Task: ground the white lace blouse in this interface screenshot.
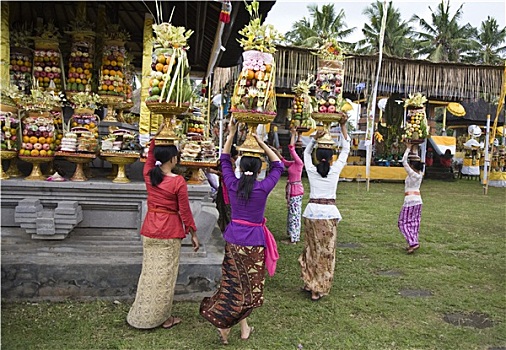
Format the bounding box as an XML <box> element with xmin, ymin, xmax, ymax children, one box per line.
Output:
<box><xmin>402</xmin><ymin>148</ymin><xmax>423</xmax><ymax>206</ymax></box>
<box><xmin>303</xmin><ymin>136</ymin><xmax>351</xmax><ymax>220</ymax></box>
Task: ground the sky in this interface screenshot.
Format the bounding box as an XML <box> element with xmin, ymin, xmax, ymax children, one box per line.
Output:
<box><xmin>263</xmin><ymin>0</ymin><xmax>506</xmax><ymax>43</ymax></box>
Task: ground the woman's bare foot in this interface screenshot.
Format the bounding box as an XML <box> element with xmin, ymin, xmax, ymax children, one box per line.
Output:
<box><xmin>217</xmin><ymin>328</ymin><xmax>230</xmax><ymax>345</ymax></box>
<box><xmin>241</xmin><ymin>326</ymin><xmax>254</xmax><ymax>340</ymax></box>
<box><xmin>162</xmin><ymin>316</ymin><xmax>181</xmax><ymax>329</ymax></box>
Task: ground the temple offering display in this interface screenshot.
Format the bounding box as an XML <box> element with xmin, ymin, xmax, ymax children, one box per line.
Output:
<box><xmin>145</xmin><ymin>20</ymin><xmax>195</xmax><ymax>145</ymax></box>
<box><xmin>9</xmin><ymin>26</ymin><xmax>33</xmax><ymax>93</ymax></box>
<box><xmin>186</xmin><ymin>109</ymin><xmax>206</xmax><ymax>136</ymax></box>
<box><xmin>402</xmin><ymin>93</ymin><xmax>429</xmax><ymax>159</ymax></box>
<box><xmin>1</xmin><ymin>111</ymin><xmax>20</xmax><ymax>151</ymax></box>
<box><xmin>32</xmin><ymin>23</ymin><xmax>63</xmax><ymax>93</ymax></box>
<box><xmin>19</xmin><ymin>112</ymin><xmax>56</xmax><ymax>157</ymax></box>
<box><xmin>66</xmin><ymin>33</ymin><xmax>95</xmax><ymax>94</ymax></box>
<box><xmin>311</xmin><ymin>39</ymin><xmax>347</xmax><ymax>149</ymax></box>
<box><xmin>289</xmin><ymin>74</ymin><xmax>316</xmax><ymax>130</ymax></box>
<box><xmin>180</xmin><ymin>139</ymin><xmax>217</xmax><ymax>162</ymax></box>
<box><xmin>100</xmin><ymin>129</ymin><xmax>141</xmax><ymax>154</ymax></box>
<box><xmin>229</xmin><ymin>0</ymin><xmax>283</xmax><ymax>155</ymax></box>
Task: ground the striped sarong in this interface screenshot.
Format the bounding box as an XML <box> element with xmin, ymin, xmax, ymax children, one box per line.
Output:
<box><xmin>398</xmin><ymin>204</ymin><xmax>422</xmax><ymax>246</ymax></box>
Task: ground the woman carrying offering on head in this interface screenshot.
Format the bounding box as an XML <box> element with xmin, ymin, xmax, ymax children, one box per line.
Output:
<box><xmin>398</xmin><ymin>142</ymin><xmax>424</xmax><ymax>254</ymax></box>
<box><xmin>270</xmin><ymin>126</ymin><xmax>304</xmax><ymax>245</ymax></box>
<box><xmin>127</xmin><ymin>129</ymin><xmax>200</xmax><ymax>330</ymax></box>
<box><xmin>200</xmin><ymin>118</ymin><xmax>283</xmax><ymax>345</ymax></box>
<box><xmin>299</xmin><ymin>116</ymin><xmax>350</xmax><ymax>301</ymax></box>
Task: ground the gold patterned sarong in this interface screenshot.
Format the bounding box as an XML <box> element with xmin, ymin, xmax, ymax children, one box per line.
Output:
<box><xmin>298</xmin><ymin>218</ymin><xmax>338</xmax><ymax>296</ymax></box>
<box><xmin>127</xmin><ymin>237</ymin><xmax>181</xmax><ymax>329</ymax></box>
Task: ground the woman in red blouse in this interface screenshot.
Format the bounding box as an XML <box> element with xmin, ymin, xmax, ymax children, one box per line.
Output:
<box><xmin>127</xmin><ymin>139</ymin><xmax>199</xmax><ymax>330</ymax></box>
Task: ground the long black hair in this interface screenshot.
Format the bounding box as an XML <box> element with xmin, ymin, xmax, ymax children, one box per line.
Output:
<box><xmin>149</xmin><ymin>145</ymin><xmax>179</xmax><ymax>187</ymax></box>
<box><xmin>410</xmin><ymin>160</ymin><xmax>424</xmax><ymax>172</ymax></box>
<box><xmin>315</xmin><ymin>148</ymin><xmax>334</xmax><ymax>178</ymax></box>
<box><xmin>237</xmin><ymin>156</ymin><xmax>262</xmax><ymax>200</ymax></box>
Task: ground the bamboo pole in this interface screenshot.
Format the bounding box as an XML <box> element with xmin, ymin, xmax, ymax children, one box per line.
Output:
<box><xmin>0</xmin><ymin>2</ymin><xmax>9</xmax><ymax>89</ymax></box>
<box><xmin>139</xmin><ymin>13</ymin><xmax>155</xmax><ymax>135</ymax></box>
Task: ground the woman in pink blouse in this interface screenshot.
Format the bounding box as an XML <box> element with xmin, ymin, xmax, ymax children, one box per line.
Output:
<box><xmin>271</xmin><ymin>127</ymin><xmax>304</xmax><ymax>244</ymax></box>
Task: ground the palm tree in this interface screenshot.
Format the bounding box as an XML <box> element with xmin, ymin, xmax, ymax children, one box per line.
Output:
<box><xmin>355</xmin><ymin>1</ymin><xmax>415</xmax><ymax>58</ymax></box>
<box><xmin>463</xmin><ymin>16</ymin><xmax>506</xmax><ymax>64</ymax></box>
<box><xmin>411</xmin><ymin>0</ymin><xmax>477</xmax><ymax>62</ymax></box>
<box><xmin>284</xmin><ymin>4</ymin><xmax>355</xmax><ymax>49</ymax></box>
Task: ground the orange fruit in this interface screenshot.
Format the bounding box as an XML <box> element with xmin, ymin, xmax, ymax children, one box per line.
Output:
<box><xmin>38</xmin><ymin>137</ymin><xmax>46</xmax><ymax>144</ymax></box>
<box><xmin>116</xmin><ymin>71</ymin><xmax>123</xmax><ymax>78</ymax></box>
<box><xmin>39</xmin><ymin>150</ymin><xmax>47</xmax><ymax>157</ymax></box>
<box><xmin>103</xmin><ymin>59</ymin><xmax>111</xmax><ymax>66</ymax></box>
<box><xmin>23</xmin><ymin>136</ymin><xmax>30</xmax><ymax>143</ymax></box>
<box><xmin>246</xmin><ymin>70</ymin><xmax>255</xmax><ymax>80</ymax></box>
<box><xmin>111</xmin><ymin>61</ymin><xmax>117</xmax><ymax>66</ymax></box>
<box><xmin>76</xmin><ymin>68</ymin><xmax>83</xmax><ymax>73</ymax></box>
<box><xmin>68</xmin><ymin>78</ymin><xmax>75</xmax><ymax>83</ymax></box>
<box><xmin>109</xmin><ymin>70</ymin><xmax>116</xmax><ymax>76</ymax></box>
<box><xmin>155</xmin><ymin>63</ymin><xmax>164</xmax><ymax>72</ymax></box>
<box><xmin>265</xmin><ymin>64</ymin><xmax>272</xmax><ymax>73</ymax></box>
<box><xmin>46</xmin><ymin>137</ymin><xmax>53</xmax><ymax>144</ymax></box>
<box><xmin>158</xmin><ymin>81</ymin><xmax>164</xmax><ymax>89</ymax></box>
<box><xmin>55</xmin><ymin>139</ymin><xmax>61</xmax><ymax>145</ymax></box>
<box><xmin>76</xmin><ymin>78</ymin><xmax>82</xmax><ymax>84</ymax></box>
<box><xmin>103</xmin><ymin>69</ymin><xmax>110</xmax><ymax>75</ymax></box>
<box><xmin>89</xmin><ymin>123</ymin><xmax>95</xmax><ymax>128</ymax></box>
<box><xmin>157</xmin><ymin>55</ymin><xmax>166</xmax><ymax>64</ymax></box>
<box><xmin>108</xmin><ymin>85</ymin><xmax>115</xmax><ymax>91</ymax></box>
<box><xmin>30</xmin><ymin>149</ymin><xmax>40</xmax><ymax>157</ymax></box>
<box><xmin>29</xmin><ymin>136</ymin><xmax>38</xmax><ymax>144</ymax></box>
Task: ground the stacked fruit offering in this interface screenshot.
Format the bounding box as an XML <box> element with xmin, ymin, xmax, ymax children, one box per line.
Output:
<box><xmin>402</xmin><ymin>108</ymin><xmax>428</xmax><ymax>141</ymax></box>
<box><xmin>97</xmin><ymin>42</ymin><xmax>126</xmax><ymax>97</ymax></box>
<box><xmin>33</xmin><ymin>49</ymin><xmax>62</xmax><ymax>92</ymax></box>
<box><xmin>290</xmin><ymin>75</ymin><xmax>316</xmax><ymax>129</ymax></box>
<box><xmin>70</xmin><ymin>112</ymin><xmax>99</xmax><ymax>140</ymax></box>
<box><xmin>20</xmin><ymin>113</ymin><xmax>56</xmax><ymax>157</ymax></box>
<box><xmin>314</xmin><ymin>40</ymin><xmax>345</xmax><ymax>115</ymax></box>
<box><xmin>67</xmin><ymin>40</ymin><xmax>94</xmax><ymax>93</ymax></box>
<box><xmin>230</xmin><ymin>51</ymin><xmax>276</xmax><ymax>114</ymax></box>
<box><xmin>186</xmin><ymin>112</ymin><xmax>206</xmax><ymax>135</ymax></box>
<box><xmin>100</xmin><ymin>129</ymin><xmax>141</xmax><ymax>153</ymax></box>
<box><xmin>9</xmin><ymin>50</ymin><xmax>32</xmax><ymax>93</ymax></box>
<box><xmin>1</xmin><ymin>112</ymin><xmax>20</xmax><ymax>151</ymax></box>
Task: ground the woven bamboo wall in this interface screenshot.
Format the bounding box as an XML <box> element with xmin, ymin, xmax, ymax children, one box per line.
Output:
<box><xmin>214</xmin><ymin>45</ymin><xmax>503</xmax><ymax>101</ymax></box>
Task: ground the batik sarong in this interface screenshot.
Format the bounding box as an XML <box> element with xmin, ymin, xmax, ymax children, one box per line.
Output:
<box><xmin>200</xmin><ymin>243</ymin><xmax>265</xmax><ymax>328</ymax></box>
<box><xmin>298</xmin><ymin>218</ymin><xmax>338</xmax><ymax>295</ymax></box>
<box><xmin>287</xmin><ymin>195</ymin><xmax>303</xmax><ymax>242</ymax></box>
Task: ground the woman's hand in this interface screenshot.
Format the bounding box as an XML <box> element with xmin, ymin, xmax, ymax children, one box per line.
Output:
<box><xmin>314</xmin><ymin>130</ymin><xmax>325</xmax><ymax>139</ymax></box>
<box><xmin>189</xmin><ymin>229</ymin><xmax>200</xmax><ymax>252</ymax></box>
<box><xmin>290</xmin><ymin>126</ymin><xmax>297</xmax><ymax>136</ymax></box>
<box><xmin>269</xmin><ymin>145</ymin><xmax>282</xmax><ymax>157</ymax></box>
<box><xmin>339</xmin><ymin>114</ymin><xmax>348</xmax><ymax>125</ymax></box>
<box><xmin>228</xmin><ymin>118</ymin><xmax>237</xmax><ymax>135</ymax></box>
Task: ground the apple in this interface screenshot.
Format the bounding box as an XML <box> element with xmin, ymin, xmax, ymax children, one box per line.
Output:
<box><xmin>319</xmin><ymin>106</ymin><xmax>328</xmax><ymax>113</ymax></box>
<box><xmin>327</xmin><ymin>105</ymin><xmax>336</xmax><ymax>113</ymax></box>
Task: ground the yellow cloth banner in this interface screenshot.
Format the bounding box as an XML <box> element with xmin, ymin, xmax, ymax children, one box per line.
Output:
<box><xmin>0</xmin><ymin>3</ymin><xmax>10</xmax><ymax>88</ymax></box>
<box><xmin>139</xmin><ymin>13</ymin><xmax>155</xmax><ymax>136</ymax></box>
<box><xmin>430</xmin><ymin>136</ymin><xmax>456</xmax><ymax>146</ymax></box>
<box><xmin>340</xmin><ymin>165</ymin><xmax>406</xmax><ymax>181</ymax></box>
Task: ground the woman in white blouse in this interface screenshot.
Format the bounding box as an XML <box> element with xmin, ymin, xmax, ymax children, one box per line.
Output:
<box><xmin>398</xmin><ymin>143</ymin><xmax>424</xmax><ymax>254</ymax></box>
<box><xmin>299</xmin><ymin>117</ymin><xmax>350</xmax><ymax>301</ymax></box>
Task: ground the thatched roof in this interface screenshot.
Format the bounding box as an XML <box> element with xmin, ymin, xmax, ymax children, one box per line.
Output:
<box><xmin>271</xmin><ymin>45</ymin><xmax>504</xmax><ymax>101</ymax></box>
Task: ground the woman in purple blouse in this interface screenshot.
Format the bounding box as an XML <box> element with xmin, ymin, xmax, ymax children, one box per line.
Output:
<box><xmin>200</xmin><ymin>119</ymin><xmax>283</xmax><ymax>345</ymax></box>
<box><xmin>271</xmin><ymin>126</ymin><xmax>304</xmax><ymax>244</ymax></box>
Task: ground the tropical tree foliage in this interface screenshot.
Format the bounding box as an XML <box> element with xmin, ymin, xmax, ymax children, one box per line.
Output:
<box><xmin>355</xmin><ymin>1</ymin><xmax>415</xmax><ymax>58</ymax></box>
<box><xmin>284</xmin><ymin>4</ymin><xmax>355</xmax><ymax>49</ymax></box>
<box><xmin>463</xmin><ymin>16</ymin><xmax>506</xmax><ymax>64</ymax></box>
<box><xmin>411</xmin><ymin>0</ymin><xmax>477</xmax><ymax>62</ymax></box>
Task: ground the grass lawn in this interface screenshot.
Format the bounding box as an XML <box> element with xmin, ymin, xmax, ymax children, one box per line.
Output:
<box><xmin>2</xmin><ymin>178</ymin><xmax>505</xmax><ymax>350</ymax></box>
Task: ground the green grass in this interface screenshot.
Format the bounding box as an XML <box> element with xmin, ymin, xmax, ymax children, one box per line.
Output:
<box><xmin>2</xmin><ymin>179</ymin><xmax>505</xmax><ymax>350</ymax></box>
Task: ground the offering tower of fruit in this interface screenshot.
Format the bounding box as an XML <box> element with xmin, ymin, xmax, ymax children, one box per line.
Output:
<box><xmin>145</xmin><ymin>22</ymin><xmax>194</xmax><ymax>106</ymax></box>
<box><xmin>32</xmin><ymin>23</ymin><xmax>63</xmax><ymax>93</ymax></box>
<box><xmin>229</xmin><ymin>0</ymin><xmax>282</xmax><ymax>116</ymax></box>
<box><xmin>402</xmin><ymin>93</ymin><xmax>428</xmax><ymax>142</ymax></box>
<box><xmin>313</xmin><ymin>39</ymin><xmax>346</xmax><ymax>116</ymax></box>
<box><xmin>290</xmin><ymin>74</ymin><xmax>316</xmax><ymax>129</ymax></box>
<box><xmin>66</xmin><ymin>33</ymin><xmax>95</xmax><ymax>94</ymax></box>
<box><xmin>9</xmin><ymin>26</ymin><xmax>33</xmax><ymax>94</ymax></box>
